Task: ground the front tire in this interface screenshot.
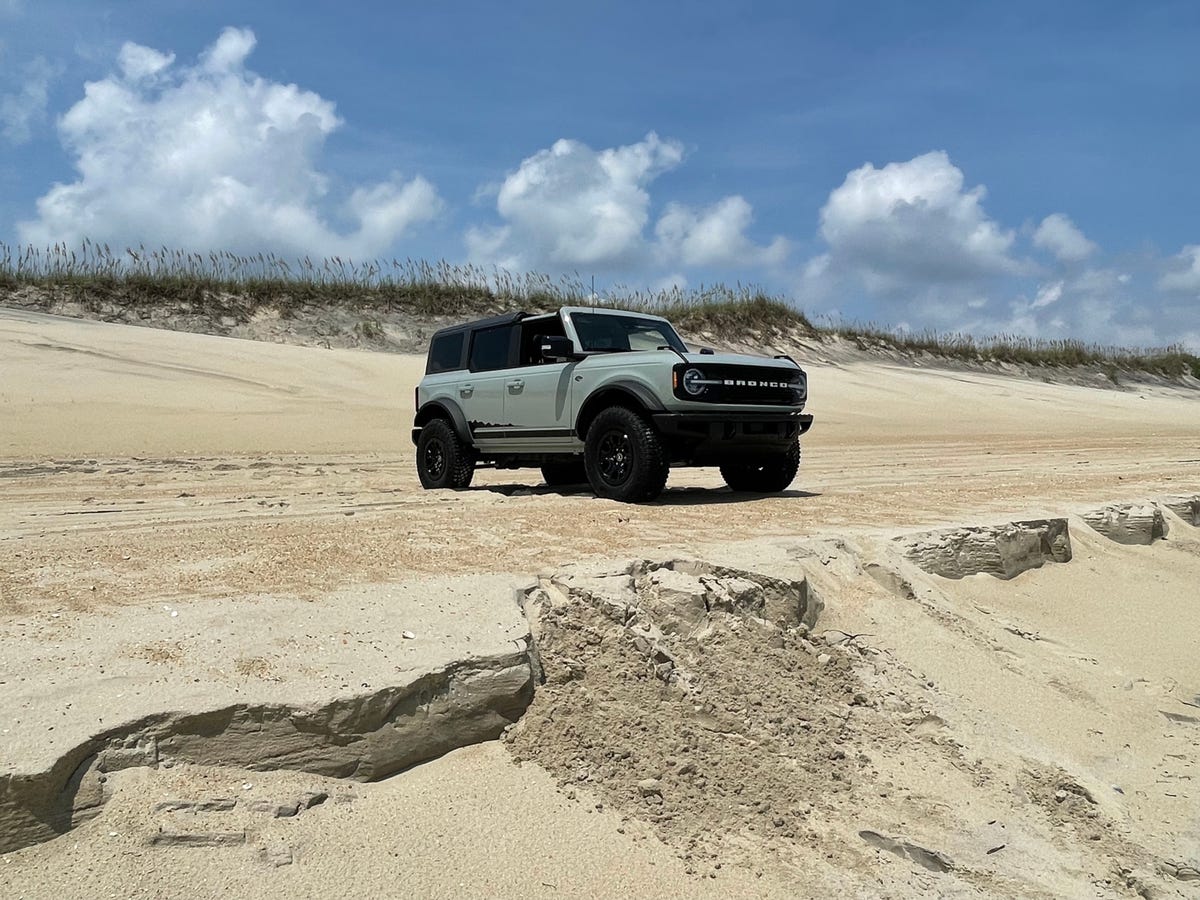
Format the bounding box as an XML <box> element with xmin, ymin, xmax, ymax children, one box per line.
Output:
<box><xmin>719</xmin><ymin>440</ymin><xmax>800</xmax><ymax>493</ymax></box>
<box><xmin>584</xmin><ymin>407</ymin><xmax>669</xmax><ymax>502</ymax></box>
<box><xmin>416</xmin><ymin>418</ymin><xmax>475</xmax><ymax>489</ymax></box>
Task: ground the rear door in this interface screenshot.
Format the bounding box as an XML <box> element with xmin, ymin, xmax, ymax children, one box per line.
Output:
<box><xmin>460</xmin><ymin>323</ymin><xmax>517</xmax><ymax>451</ymax></box>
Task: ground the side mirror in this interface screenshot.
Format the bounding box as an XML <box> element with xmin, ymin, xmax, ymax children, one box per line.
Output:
<box><xmin>539</xmin><ymin>334</ymin><xmax>580</xmax><ymax>361</ymax></box>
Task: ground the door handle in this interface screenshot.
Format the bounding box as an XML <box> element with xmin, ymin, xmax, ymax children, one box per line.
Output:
<box><xmin>506</xmin><ymin>379</ymin><xmax>525</xmax><ymax>393</ymax></box>
<box><xmin>459</xmin><ymin>383</ymin><xmax>474</xmax><ymax>398</ymax></box>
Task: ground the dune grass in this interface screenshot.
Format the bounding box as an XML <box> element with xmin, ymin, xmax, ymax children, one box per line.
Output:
<box><xmin>0</xmin><ymin>241</ymin><xmax>536</xmax><ymax>316</ymax></box>
<box><xmin>2</xmin><ymin>241</ymin><xmax>1197</xmax><ymax>379</ymax></box>
<box><xmin>0</xmin><ymin>241</ymin><xmax>814</xmax><ymax>333</ymax></box>
<box><xmin>822</xmin><ymin>322</ymin><xmax>1200</xmax><ymax>380</ymax></box>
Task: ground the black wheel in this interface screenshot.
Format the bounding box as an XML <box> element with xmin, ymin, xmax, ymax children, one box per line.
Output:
<box><xmin>584</xmin><ymin>407</ymin><xmax>669</xmax><ymax>502</ymax></box>
<box><xmin>719</xmin><ymin>439</ymin><xmax>800</xmax><ymax>493</ymax></box>
<box><xmin>416</xmin><ymin>418</ymin><xmax>475</xmax><ymax>489</ymax></box>
<box><xmin>541</xmin><ymin>460</ymin><xmax>588</xmax><ymax>486</ymax></box>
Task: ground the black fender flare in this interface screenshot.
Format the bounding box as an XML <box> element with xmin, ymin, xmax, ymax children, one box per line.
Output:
<box><xmin>413</xmin><ymin>399</ymin><xmax>472</xmax><ymax>445</ymax></box>
<box><xmin>575</xmin><ymin>380</ymin><xmax>665</xmax><ymax>439</ymax></box>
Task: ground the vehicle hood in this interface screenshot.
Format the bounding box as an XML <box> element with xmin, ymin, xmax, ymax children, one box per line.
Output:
<box><xmin>577</xmin><ymin>349</ymin><xmax>803</xmax><ymax>371</ymax></box>
<box><xmin>680</xmin><ymin>351</ymin><xmax>801</xmax><ymax>370</ymax></box>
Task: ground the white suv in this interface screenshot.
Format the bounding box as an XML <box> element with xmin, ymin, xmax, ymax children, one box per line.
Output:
<box><xmin>412</xmin><ymin>306</ymin><xmax>813</xmax><ymax>502</ymax></box>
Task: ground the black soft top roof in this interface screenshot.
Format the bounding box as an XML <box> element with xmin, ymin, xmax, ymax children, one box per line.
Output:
<box><xmin>428</xmin><ymin>310</ymin><xmax>532</xmax><ymax>341</ymax></box>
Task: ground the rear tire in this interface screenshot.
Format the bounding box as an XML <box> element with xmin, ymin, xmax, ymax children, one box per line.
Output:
<box><xmin>719</xmin><ymin>440</ymin><xmax>800</xmax><ymax>493</ymax></box>
<box><xmin>416</xmin><ymin>418</ymin><xmax>475</xmax><ymax>489</ymax></box>
<box><xmin>541</xmin><ymin>460</ymin><xmax>588</xmax><ymax>486</ymax></box>
<box><xmin>584</xmin><ymin>406</ymin><xmax>669</xmax><ymax>502</ymax></box>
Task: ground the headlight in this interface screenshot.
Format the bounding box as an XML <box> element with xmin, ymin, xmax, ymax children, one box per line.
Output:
<box><xmin>682</xmin><ymin>367</ymin><xmax>706</xmax><ymax>396</ymax></box>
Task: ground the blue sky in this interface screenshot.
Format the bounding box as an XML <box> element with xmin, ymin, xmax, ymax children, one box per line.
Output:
<box><xmin>2</xmin><ymin>0</ymin><xmax>1198</xmax><ymax>348</ymax></box>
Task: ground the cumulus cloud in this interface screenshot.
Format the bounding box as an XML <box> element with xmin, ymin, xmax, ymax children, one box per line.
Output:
<box><xmin>793</xmin><ymin>152</ymin><xmax>1199</xmax><ymax>349</ymax></box>
<box><xmin>117</xmin><ymin>43</ymin><xmax>175</xmax><ymax>81</ymax></box>
<box><xmin>1033</xmin><ymin>213</ymin><xmax>1097</xmax><ymax>262</ymax></box>
<box><xmin>201</xmin><ymin>26</ymin><xmax>256</xmax><ymax>73</ymax></box>
<box><xmin>912</xmin><ymin>259</ymin><xmax>1197</xmax><ymax>352</ymax></box>
<box><xmin>815</xmin><ymin>151</ymin><xmax>1021</xmax><ymax>294</ymax></box>
<box><xmin>18</xmin><ymin>27</ymin><xmax>441</xmax><ymax>257</ymax></box>
<box><xmin>467</xmin><ymin>133</ymin><xmax>786</xmax><ymax>273</ymax></box>
<box><xmin>651</xmin><ymin>272</ymin><xmax>688</xmax><ymax>292</ymax></box>
<box><xmin>1030</xmin><ymin>280</ymin><xmax>1064</xmax><ymax>309</ymax></box>
<box><xmin>467</xmin><ymin>133</ymin><xmax>682</xmax><ymax>271</ymax></box>
<box><xmin>1</xmin><ymin>56</ymin><xmax>57</xmax><ymax>144</ymax></box>
<box><xmin>997</xmin><ymin>267</ymin><xmax>1168</xmax><ymax>347</ymax></box>
<box><xmin>1158</xmin><ymin>245</ymin><xmax>1200</xmax><ymax>295</ymax></box>
<box><xmin>655</xmin><ymin>195</ymin><xmax>788</xmax><ymax>268</ymax></box>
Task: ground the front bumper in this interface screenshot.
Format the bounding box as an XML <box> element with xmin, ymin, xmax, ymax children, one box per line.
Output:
<box><xmin>652</xmin><ymin>411</ymin><xmax>813</xmax><ymax>460</ymax></box>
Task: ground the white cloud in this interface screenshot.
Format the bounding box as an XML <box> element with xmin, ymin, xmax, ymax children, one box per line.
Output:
<box><xmin>796</xmin><ymin>152</ymin><xmax>1198</xmax><ymax>350</ymax></box>
<box><xmin>201</xmin><ymin>27</ymin><xmax>256</xmax><ymax>73</ymax></box>
<box><xmin>815</xmin><ymin>151</ymin><xmax>1021</xmax><ymax>294</ymax></box>
<box><xmin>1033</xmin><ymin>213</ymin><xmax>1097</xmax><ymax>262</ymax></box>
<box><xmin>18</xmin><ymin>27</ymin><xmax>441</xmax><ymax>258</ymax></box>
<box><xmin>655</xmin><ymin>195</ymin><xmax>788</xmax><ymax>268</ymax></box>
<box><xmin>1</xmin><ymin>56</ymin><xmax>57</xmax><ymax>144</ymax></box>
<box><xmin>1030</xmin><ymin>280</ymin><xmax>1063</xmax><ymax>309</ymax></box>
<box><xmin>802</xmin><ymin>252</ymin><xmax>830</xmax><ymax>281</ymax></box>
<box><xmin>651</xmin><ymin>272</ymin><xmax>688</xmax><ymax>292</ymax></box>
<box><xmin>467</xmin><ymin>133</ymin><xmax>683</xmax><ymax>271</ymax></box>
<box><xmin>118</xmin><ymin>42</ymin><xmax>174</xmax><ymax>81</ymax></box>
<box><xmin>1158</xmin><ymin>245</ymin><xmax>1200</xmax><ymax>295</ymax></box>
<box><xmin>969</xmin><ymin>267</ymin><xmax>1168</xmax><ymax>348</ymax></box>
<box><xmin>467</xmin><ymin>133</ymin><xmax>784</xmax><ymax>274</ymax></box>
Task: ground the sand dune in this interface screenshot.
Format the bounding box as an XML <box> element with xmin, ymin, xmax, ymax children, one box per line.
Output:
<box><xmin>2</xmin><ymin>308</ymin><xmax>1198</xmax><ymax>897</ymax></box>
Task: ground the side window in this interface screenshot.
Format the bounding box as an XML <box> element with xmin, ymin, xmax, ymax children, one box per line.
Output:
<box><xmin>469</xmin><ymin>325</ymin><xmax>516</xmax><ymax>372</ymax></box>
<box><xmin>519</xmin><ymin>317</ymin><xmax>567</xmax><ymax>365</ymax></box>
<box><xmin>572</xmin><ymin>314</ymin><xmax>629</xmax><ymax>351</ymax></box>
<box><xmin>426</xmin><ymin>332</ymin><xmax>465</xmax><ymax>374</ymax></box>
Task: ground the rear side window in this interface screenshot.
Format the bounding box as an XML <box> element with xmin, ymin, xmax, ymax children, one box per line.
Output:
<box><xmin>469</xmin><ymin>325</ymin><xmax>516</xmax><ymax>372</ymax></box>
<box><xmin>426</xmin><ymin>332</ymin><xmax>465</xmax><ymax>374</ymax></box>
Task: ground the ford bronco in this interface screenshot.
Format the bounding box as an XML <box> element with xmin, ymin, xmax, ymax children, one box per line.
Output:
<box><xmin>412</xmin><ymin>306</ymin><xmax>813</xmax><ymax>502</ymax></box>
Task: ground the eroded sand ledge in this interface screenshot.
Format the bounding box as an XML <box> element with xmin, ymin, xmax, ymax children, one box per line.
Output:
<box><xmin>0</xmin><ymin>576</ymin><xmax>534</xmax><ymax>854</ymax></box>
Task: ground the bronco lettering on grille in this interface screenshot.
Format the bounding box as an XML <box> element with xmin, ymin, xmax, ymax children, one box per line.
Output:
<box><xmin>722</xmin><ymin>379</ymin><xmax>792</xmax><ymax>388</ymax></box>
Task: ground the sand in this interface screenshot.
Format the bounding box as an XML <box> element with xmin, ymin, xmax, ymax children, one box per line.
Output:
<box><xmin>2</xmin><ymin>306</ymin><xmax>1199</xmax><ymax>897</ymax></box>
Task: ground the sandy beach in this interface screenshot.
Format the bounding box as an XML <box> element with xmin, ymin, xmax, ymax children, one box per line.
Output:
<box><xmin>2</xmin><ymin>307</ymin><xmax>1198</xmax><ymax>898</ymax></box>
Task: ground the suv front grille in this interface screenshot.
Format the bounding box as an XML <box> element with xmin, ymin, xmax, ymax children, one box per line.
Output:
<box><xmin>673</xmin><ymin>363</ymin><xmax>805</xmax><ymax>406</ymax></box>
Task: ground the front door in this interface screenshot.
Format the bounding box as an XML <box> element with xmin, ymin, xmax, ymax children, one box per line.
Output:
<box><xmin>502</xmin><ymin>362</ymin><xmax>580</xmax><ymax>452</ymax></box>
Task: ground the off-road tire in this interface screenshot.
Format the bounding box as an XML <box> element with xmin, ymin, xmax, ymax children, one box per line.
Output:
<box><xmin>584</xmin><ymin>406</ymin><xmax>669</xmax><ymax>502</ymax></box>
<box><xmin>719</xmin><ymin>439</ymin><xmax>800</xmax><ymax>493</ymax></box>
<box><xmin>541</xmin><ymin>460</ymin><xmax>588</xmax><ymax>487</ymax></box>
<box><xmin>416</xmin><ymin>418</ymin><xmax>475</xmax><ymax>489</ymax></box>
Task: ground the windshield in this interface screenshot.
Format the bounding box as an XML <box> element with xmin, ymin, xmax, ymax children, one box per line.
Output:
<box><xmin>569</xmin><ymin>312</ymin><xmax>687</xmax><ymax>353</ymax></box>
